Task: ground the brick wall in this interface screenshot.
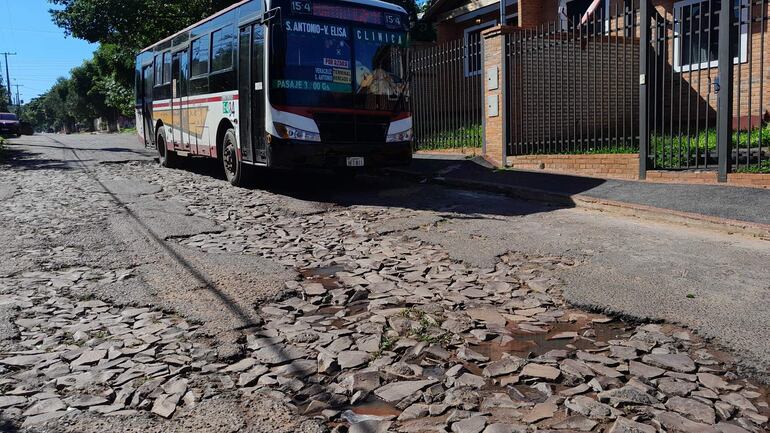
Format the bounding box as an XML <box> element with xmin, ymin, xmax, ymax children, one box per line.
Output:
<box><xmin>518</xmin><ymin>0</ymin><xmax>558</xmax><ymax>29</ymax></box>
<box><xmin>505</xmin><ymin>154</ymin><xmax>770</xmax><ymax>188</ymax></box>
<box><xmin>507</xmin><ymin>153</ymin><xmax>640</xmax><ymax>180</ymax></box>
<box><xmin>647</xmin><ymin>171</ymin><xmax>770</xmax><ymax>189</ymax></box>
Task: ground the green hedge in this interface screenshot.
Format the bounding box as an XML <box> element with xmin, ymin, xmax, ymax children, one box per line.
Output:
<box><xmin>417</xmin><ymin>124</ymin><xmax>482</xmax><ymax>150</ymax></box>
<box><xmin>651</xmin><ymin>125</ymin><xmax>770</xmax><ymax>171</ymax></box>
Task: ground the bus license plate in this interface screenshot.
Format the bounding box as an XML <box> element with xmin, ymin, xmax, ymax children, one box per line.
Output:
<box><xmin>346</xmin><ymin>157</ymin><xmax>365</xmax><ymax>167</ymax></box>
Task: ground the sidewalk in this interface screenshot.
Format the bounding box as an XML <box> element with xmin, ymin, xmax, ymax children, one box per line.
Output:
<box><xmin>388</xmin><ymin>154</ymin><xmax>770</xmax><ymax>238</ymax></box>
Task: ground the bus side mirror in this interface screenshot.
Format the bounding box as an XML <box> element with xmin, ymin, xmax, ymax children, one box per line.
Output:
<box><xmin>262</xmin><ymin>7</ymin><xmax>280</xmax><ymax>24</ymax></box>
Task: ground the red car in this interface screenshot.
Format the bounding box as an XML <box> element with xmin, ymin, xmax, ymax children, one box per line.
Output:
<box><xmin>0</xmin><ymin>112</ymin><xmax>20</xmax><ymax>137</ymax></box>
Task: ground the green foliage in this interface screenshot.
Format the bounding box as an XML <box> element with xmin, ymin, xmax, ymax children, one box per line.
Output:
<box><xmin>651</xmin><ymin>125</ymin><xmax>770</xmax><ymax>170</ymax></box>
<box><xmin>419</xmin><ymin>124</ymin><xmax>483</xmax><ymax>150</ymax></box>
<box><xmin>736</xmin><ymin>159</ymin><xmax>770</xmax><ymax>174</ymax></box>
<box><xmin>49</xmin><ymin>0</ymin><xmax>242</xmax><ymax>50</ymax></box>
<box><xmin>0</xmin><ymin>74</ymin><xmax>9</xmax><ymax>113</ymax></box>
<box><xmin>21</xmin><ymin>43</ymin><xmax>136</xmax><ymax>131</ymax></box>
<box><xmin>650</xmin><ymin>130</ymin><xmax>716</xmax><ymax>168</ymax></box>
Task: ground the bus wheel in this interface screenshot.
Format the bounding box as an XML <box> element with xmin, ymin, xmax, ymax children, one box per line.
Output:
<box><xmin>157</xmin><ymin>131</ymin><xmax>176</xmax><ymax>168</ymax></box>
<box><xmin>222</xmin><ymin>128</ymin><xmax>246</xmax><ymax>187</ymax></box>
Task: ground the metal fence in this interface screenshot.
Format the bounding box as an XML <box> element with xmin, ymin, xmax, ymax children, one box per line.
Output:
<box><xmin>408</xmin><ymin>0</ymin><xmax>770</xmax><ymax>178</ymax></box>
<box><xmin>409</xmin><ymin>38</ymin><xmax>484</xmax><ymax>151</ymax></box>
<box><xmin>642</xmin><ymin>0</ymin><xmax>770</xmax><ymax>175</ymax></box>
<box><xmin>504</xmin><ymin>3</ymin><xmax>641</xmax><ymax>156</ymax></box>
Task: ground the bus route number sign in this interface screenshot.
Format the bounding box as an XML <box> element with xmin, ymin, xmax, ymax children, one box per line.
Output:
<box><xmin>292</xmin><ymin>0</ymin><xmax>312</xmax><ymax>14</ymax></box>
<box><xmin>385</xmin><ymin>14</ymin><xmax>402</xmax><ymax>28</ymax></box>
<box><xmin>223</xmin><ymin>100</ymin><xmax>236</xmax><ymax>117</ymax></box>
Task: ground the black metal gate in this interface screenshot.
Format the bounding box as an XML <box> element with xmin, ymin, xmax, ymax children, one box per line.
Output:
<box><xmin>504</xmin><ymin>3</ymin><xmax>641</xmax><ymax>156</ymax></box>
<box><xmin>409</xmin><ymin>39</ymin><xmax>484</xmax><ymax>151</ymax></box>
<box><xmin>494</xmin><ymin>0</ymin><xmax>769</xmax><ymax>180</ymax></box>
<box><xmin>639</xmin><ymin>0</ymin><xmax>770</xmax><ymax>179</ymax></box>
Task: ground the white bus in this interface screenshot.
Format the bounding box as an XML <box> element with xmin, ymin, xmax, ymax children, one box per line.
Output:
<box><xmin>135</xmin><ymin>0</ymin><xmax>413</xmax><ymax>186</ymax></box>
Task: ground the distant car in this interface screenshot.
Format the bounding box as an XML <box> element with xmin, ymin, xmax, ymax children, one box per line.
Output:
<box><xmin>19</xmin><ymin>121</ymin><xmax>34</xmax><ymax>136</ymax></box>
<box><xmin>0</xmin><ymin>112</ymin><xmax>21</xmax><ymax>137</ymax></box>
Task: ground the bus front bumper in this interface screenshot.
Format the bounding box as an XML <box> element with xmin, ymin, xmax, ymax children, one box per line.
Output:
<box><xmin>267</xmin><ymin>140</ymin><xmax>413</xmax><ymax>169</ymax></box>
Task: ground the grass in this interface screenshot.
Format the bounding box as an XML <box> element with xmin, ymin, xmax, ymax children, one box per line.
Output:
<box><xmin>650</xmin><ymin>131</ymin><xmax>716</xmax><ymax>168</ymax></box>
<box><xmin>120</xmin><ymin>127</ymin><xmax>137</xmax><ymax>135</ymax></box>
<box><xmin>0</xmin><ymin>137</ymin><xmax>7</xmax><ymax>161</ymax></box>
<box><xmin>651</xmin><ymin>125</ymin><xmax>770</xmax><ymax>172</ymax></box>
<box><xmin>373</xmin><ymin>333</ymin><xmax>397</xmax><ymax>359</ymax></box>
<box><xmin>418</xmin><ymin>122</ymin><xmax>770</xmax><ymax>172</ymax></box>
<box><xmin>736</xmin><ymin>160</ymin><xmax>770</xmax><ymax>174</ymax></box>
<box><xmin>401</xmin><ymin>307</ymin><xmax>450</xmax><ymax>345</ymax></box>
<box><xmin>418</xmin><ymin>124</ymin><xmax>483</xmax><ymax>150</ymax></box>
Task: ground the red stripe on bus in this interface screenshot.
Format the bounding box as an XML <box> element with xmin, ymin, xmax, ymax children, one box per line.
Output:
<box><xmin>153</xmin><ymin>94</ymin><xmax>238</xmax><ymax>109</ymax></box>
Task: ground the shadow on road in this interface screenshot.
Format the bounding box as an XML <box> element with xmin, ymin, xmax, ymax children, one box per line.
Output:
<box><xmin>7</xmin><ymin>141</ymin><xmax>154</xmax><ymax>157</ymax></box>
<box><xmin>0</xmin><ymin>146</ymin><xmax>82</xmax><ymax>171</ymax></box>
<box><xmin>0</xmin><ymin>419</ymin><xmax>19</xmax><ymax>433</ymax></box>
<box><xmin>172</xmin><ymin>156</ymin><xmax>607</xmax><ymax>219</ymax></box>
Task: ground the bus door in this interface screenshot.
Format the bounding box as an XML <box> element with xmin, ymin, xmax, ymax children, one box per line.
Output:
<box><xmin>238</xmin><ymin>23</ymin><xmax>266</xmax><ymax>163</ymax></box>
<box><xmin>142</xmin><ymin>65</ymin><xmax>154</xmax><ymax>146</ymax></box>
<box><xmin>171</xmin><ymin>51</ymin><xmax>191</xmax><ymax>152</ymax></box>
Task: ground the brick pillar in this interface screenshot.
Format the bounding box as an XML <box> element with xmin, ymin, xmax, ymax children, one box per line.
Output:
<box><xmin>482</xmin><ymin>25</ymin><xmax>516</xmax><ymax>168</ymax></box>
<box><xmin>518</xmin><ymin>0</ymin><xmax>558</xmax><ymax>29</ymax></box>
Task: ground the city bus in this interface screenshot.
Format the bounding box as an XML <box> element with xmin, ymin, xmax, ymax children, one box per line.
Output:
<box><xmin>135</xmin><ymin>0</ymin><xmax>412</xmax><ymax>186</ymax></box>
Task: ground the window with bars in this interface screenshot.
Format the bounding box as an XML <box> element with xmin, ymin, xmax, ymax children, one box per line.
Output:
<box><xmin>673</xmin><ymin>0</ymin><xmax>748</xmax><ymax>72</ymax></box>
<box><xmin>463</xmin><ymin>22</ymin><xmax>493</xmax><ymax>77</ymax></box>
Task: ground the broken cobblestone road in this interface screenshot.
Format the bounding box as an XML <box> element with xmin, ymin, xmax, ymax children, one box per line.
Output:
<box><xmin>0</xmin><ymin>134</ymin><xmax>768</xmax><ymax>432</ymax></box>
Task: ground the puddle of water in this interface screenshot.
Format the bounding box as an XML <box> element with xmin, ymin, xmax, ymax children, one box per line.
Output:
<box><xmin>299</xmin><ymin>265</ymin><xmax>347</xmax><ymax>290</ymax></box>
<box><xmin>301</xmin><ymin>264</ymin><xmax>346</xmax><ymax>278</ymax></box>
<box><xmin>473</xmin><ymin>321</ymin><xmax>627</xmax><ymax>361</ymax></box>
<box><xmin>350</xmin><ymin>398</ymin><xmax>402</xmax><ymax>418</ymax></box>
<box><xmin>317</xmin><ymin>306</ymin><xmax>344</xmax><ymax>316</ymax></box>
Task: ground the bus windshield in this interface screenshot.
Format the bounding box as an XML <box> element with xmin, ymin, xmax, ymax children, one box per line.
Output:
<box><xmin>272</xmin><ymin>18</ymin><xmax>407</xmax><ymax>111</ymax></box>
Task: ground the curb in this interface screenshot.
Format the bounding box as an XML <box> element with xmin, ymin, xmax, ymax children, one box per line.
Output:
<box><xmin>385</xmin><ymin>168</ymin><xmax>770</xmax><ymax>241</ymax></box>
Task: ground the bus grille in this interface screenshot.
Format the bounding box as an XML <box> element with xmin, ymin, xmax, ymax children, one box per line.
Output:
<box><xmin>313</xmin><ymin>113</ymin><xmax>389</xmax><ymax>144</ymax></box>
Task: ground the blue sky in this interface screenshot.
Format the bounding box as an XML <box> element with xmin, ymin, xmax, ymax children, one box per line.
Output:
<box><xmin>0</xmin><ymin>0</ymin><xmax>98</xmax><ymax>104</ymax></box>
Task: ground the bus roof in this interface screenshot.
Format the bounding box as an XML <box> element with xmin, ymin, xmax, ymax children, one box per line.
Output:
<box><xmin>140</xmin><ymin>0</ymin><xmax>407</xmax><ymax>54</ymax></box>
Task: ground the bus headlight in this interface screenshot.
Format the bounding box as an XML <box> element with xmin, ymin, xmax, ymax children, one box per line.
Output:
<box><xmin>387</xmin><ymin>128</ymin><xmax>413</xmax><ymax>143</ymax></box>
<box><xmin>274</xmin><ymin>122</ymin><xmax>321</xmax><ymax>142</ymax></box>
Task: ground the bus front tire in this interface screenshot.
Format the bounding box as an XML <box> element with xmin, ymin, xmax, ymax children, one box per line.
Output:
<box><xmin>157</xmin><ymin>132</ymin><xmax>176</xmax><ymax>168</ymax></box>
<box><xmin>222</xmin><ymin>128</ymin><xmax>247</xmax><ymax>187</ymax></box>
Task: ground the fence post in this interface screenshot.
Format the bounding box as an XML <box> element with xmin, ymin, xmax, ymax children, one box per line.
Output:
<box><xmin>717</xmin><ymin>0</ymin><xmax>734</xmax><ymax>182</ymax></box>
<box><xmin>638</xmin><ymin>0</ymin><xmax>650</xmax><ymax>180</ymax></box>
<box><xmin>499</xmin><ymin>2</ymin><xmax>508</xmax><ymax>165</ymax></box>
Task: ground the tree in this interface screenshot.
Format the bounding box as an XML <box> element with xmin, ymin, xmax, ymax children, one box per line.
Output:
<box><xmin>0</xmin><ymin>75</ymin><xmax>8</xmax><ymax>112</ymax></box>
<box><xmin>92</xmin><ymin>44</ymin><xmax>136</xmax><ymax>119</ymax></box>
<box><xmin>49</xmin><ymin>0</ymin><xmax>242</xmax><ymax>50</ymax></box>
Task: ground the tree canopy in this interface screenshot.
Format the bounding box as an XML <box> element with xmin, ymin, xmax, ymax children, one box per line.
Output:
<box><xmin>50</xmin><ymin>0</ymin><xmax>243</xmax><ymax>50</ymax></box>
<box><xmin>0</xmin><ymin>76</ymin><xmax>9</xmax><ymax>113</ymax></box>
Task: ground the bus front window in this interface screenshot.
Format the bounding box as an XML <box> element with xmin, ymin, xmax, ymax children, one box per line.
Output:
<box><xmin>272</xmin><ymin>19</ymin><xmax>407</xmax><ymax>112</ymax></box>
<box><xmin>272</xmin><ymin>20</ymin><xmax>353</xmax><ymax>107</ymax></box>
<box><xmin>353</xmin><ymin>28</ymin><xmax>407</xmax><ymax>111</ymax></box>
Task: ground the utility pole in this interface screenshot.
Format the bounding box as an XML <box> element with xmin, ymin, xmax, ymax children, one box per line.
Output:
<box><xmin>12</xmin><ymin>84</ymin><xmax>23</xmax><ymax>114</ymax></box>
<box><xmin>1</xmin><ymin>52</ymin><xmax>16</xmax><ymax>106</ymax></box>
